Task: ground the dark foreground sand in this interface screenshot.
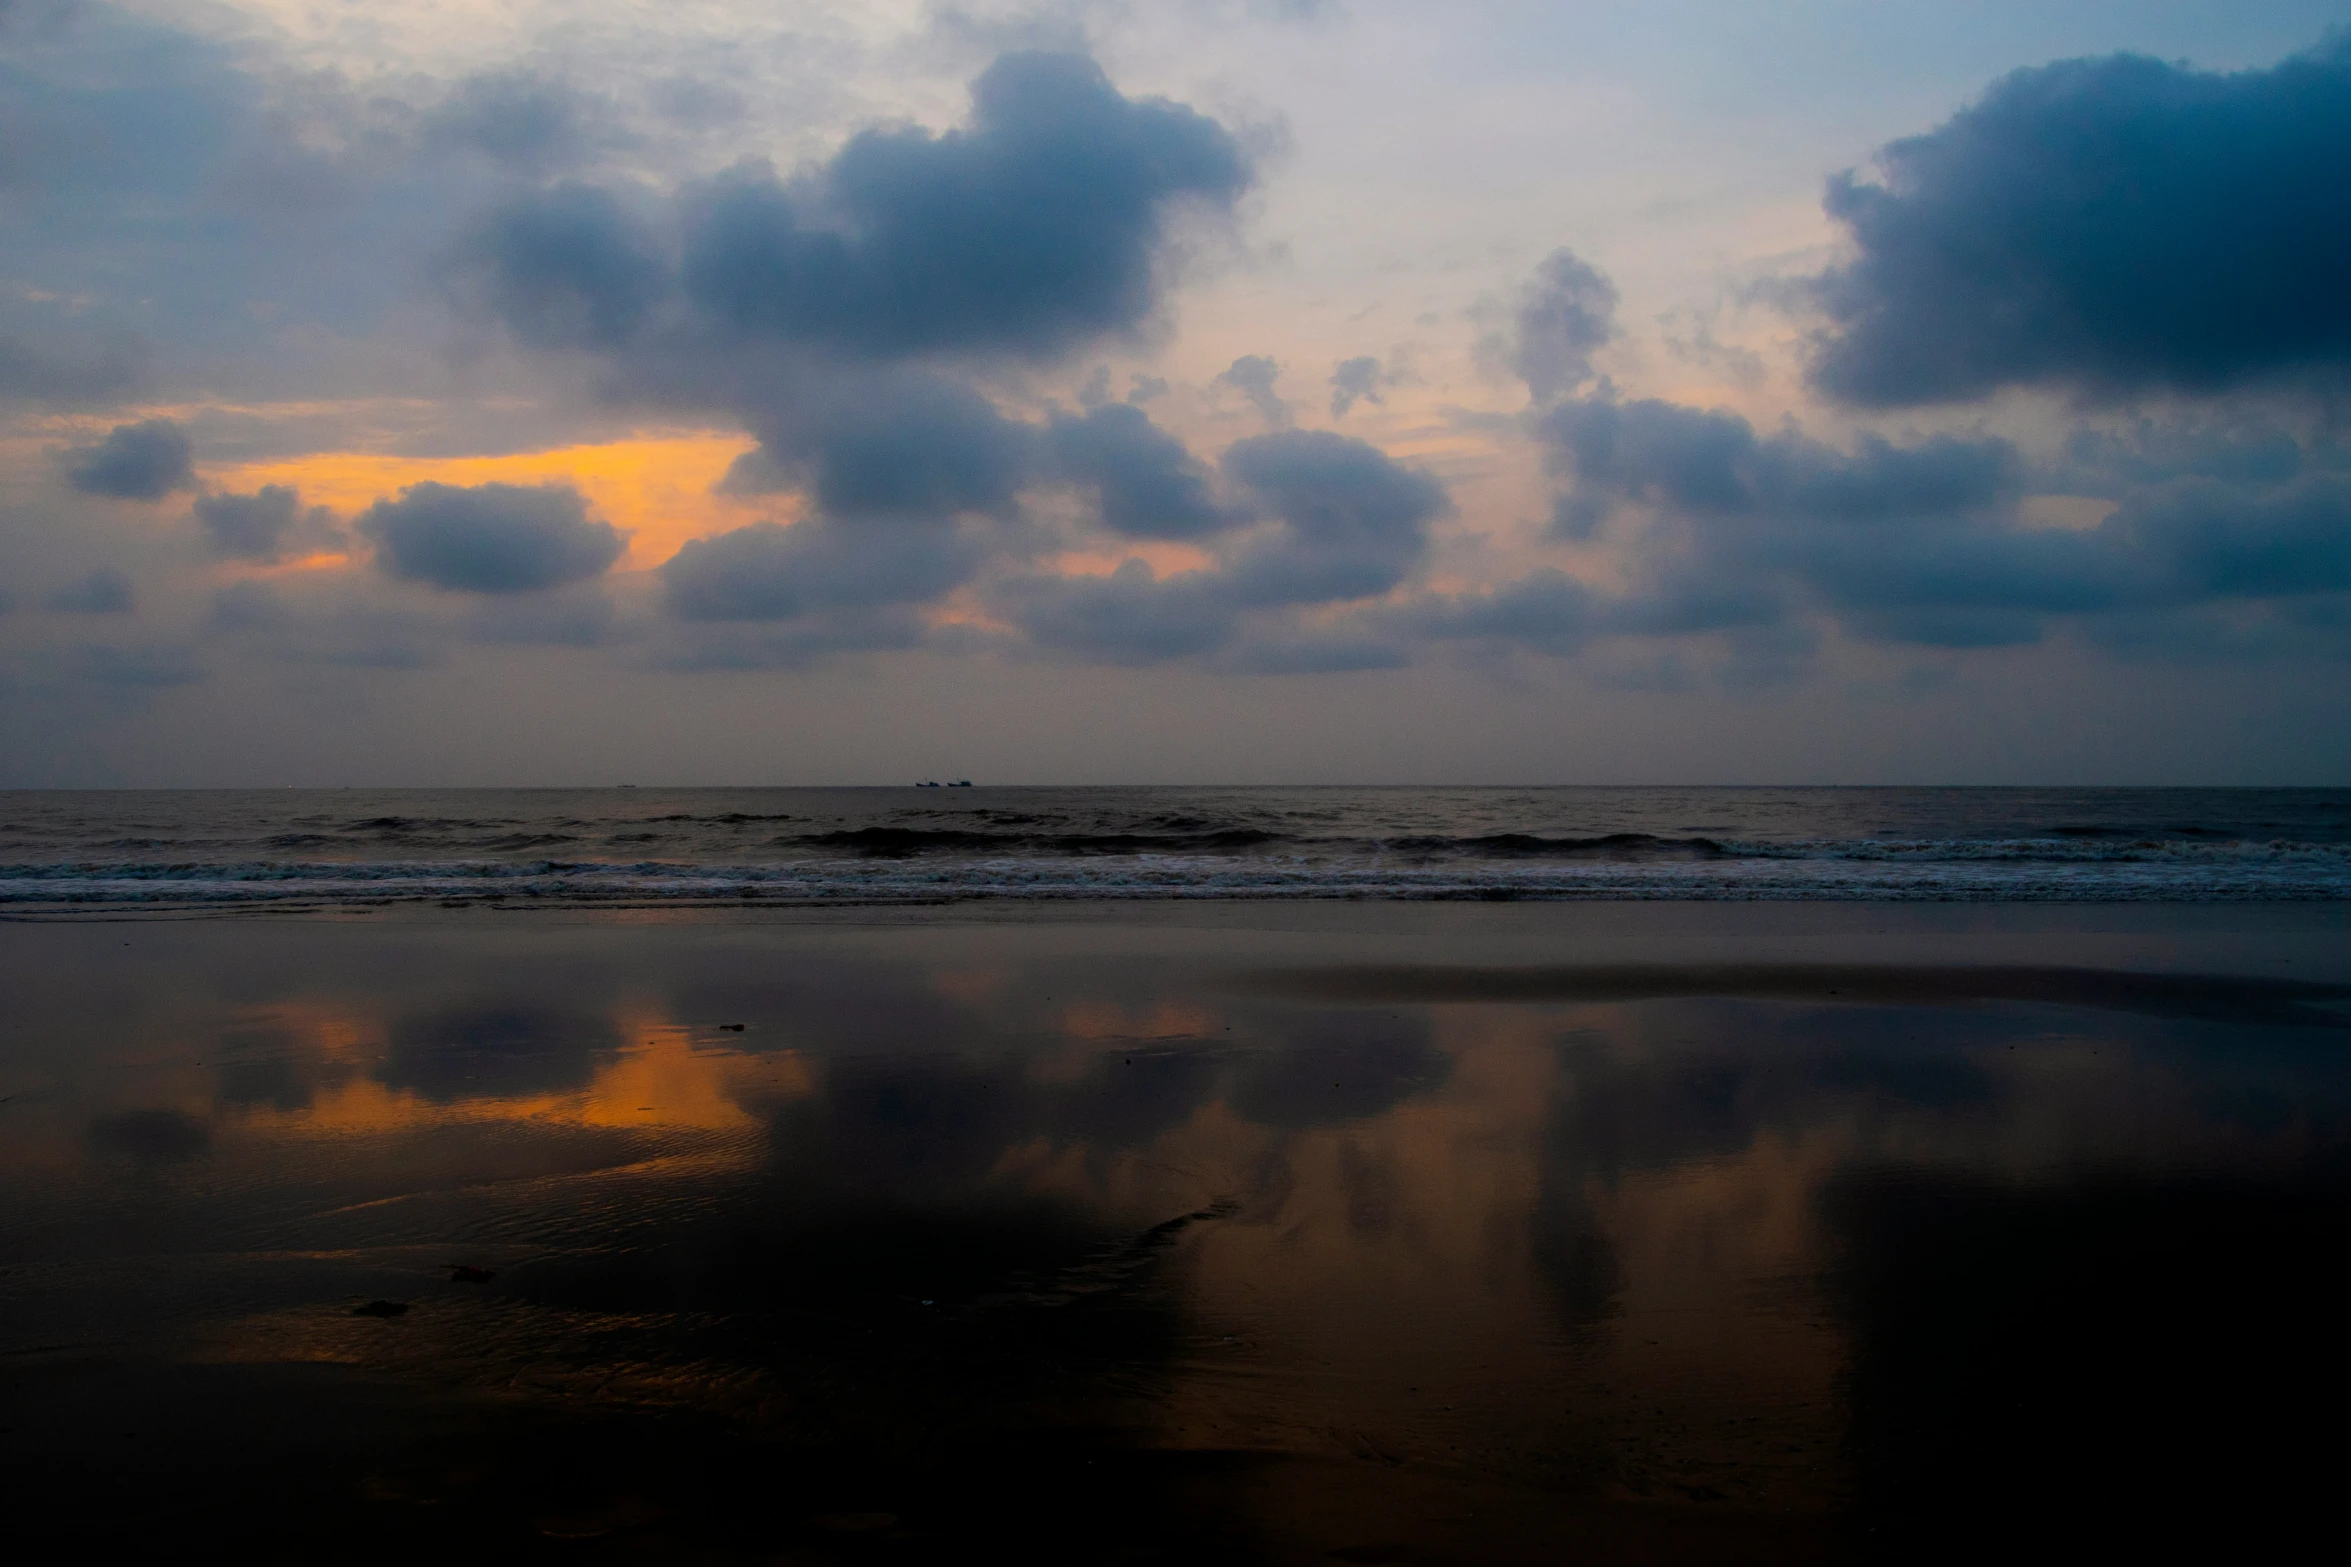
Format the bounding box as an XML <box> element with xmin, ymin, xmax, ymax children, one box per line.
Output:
<box><xmin>3</xmin><ymin>901</ymin><xmax>2348</xmax><ymax>1562</ymax></box>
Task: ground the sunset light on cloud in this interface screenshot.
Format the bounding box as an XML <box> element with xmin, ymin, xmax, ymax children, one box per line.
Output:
<box><xmin>203</xmin><ymin>433</ymin><xmax>768</xmax><ymax>571</ymax></box>
<box><xmin>5</xmin><ymin>0</ymin><xmax>2351</xmax><ymax>783</ymax></box>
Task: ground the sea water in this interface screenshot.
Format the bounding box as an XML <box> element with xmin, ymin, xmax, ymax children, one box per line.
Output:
<box><xmin>4</xmin><ymin>784</ymin><xmax>2350</xmax><ymax>908</ymax></box>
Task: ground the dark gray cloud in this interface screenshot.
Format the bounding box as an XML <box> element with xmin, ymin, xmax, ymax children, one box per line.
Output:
<box><xmin>671</xmin><ymin>51</ymin><xmax>1247</xmax><ymax>361</ymax></box>
<box><xmin>2111</xmin><ymin>474</ymin><xmax>2351</xmax><ymax>603</ymax></box>
<box><xmin>1810</xmin><ymin>39</ymin><xmax>2351</xmax><ymax>406</ymax></box>
<box><xmin>1048</xmin><ymin>402</ymin><xmax>1231</xmax><ymax>538</ymax></box>
<box><xmin>1512</xmin><ymin>248</ymin><xmax>1618</xmax><ymax>402</ymax></box>
<box><xmin>191</xmin><ymin>485</ymin><xmax>340</xmax><ymax>563</ymax></box>
<box><xmin>993</xmin><ymin>430</ymin><xmax>1450</xmax><ymax>664</ymax></box>
<box><xmin>1542</xmin><ymin>397</ymin><xmax>2018</xmax><ymax>522</ymax></box>
<box><xmin>737</xmin><ymin>374</ymin><xmax>1037</xmax><ymax>520</ymax></box>
<box><xmin>1533</xmin><ymin>384</ymin><xmax>2351</xmax><ymax>652</ymax></box>
<box><xmin>1213</xmin><ymin>354</ymin><xmax>1291</xmax><ymax>427</ymax></box>
<box><xmin>663</xmin><ymin>518</ymin><xmax>982</xmax><ymax>621</ymax></box>
<box><xmin>63</xmin><ymin>417</ymin><xmax>195</xmax><ymax>500</ymax></box>
<box><xmin>359</xmin><ymin>481</ymin><xmax>626</xmax><ymax>593</ymax></box>
<box><xmin>45</xmin><ymin>566</ymin><xmax>133</xmax><ymax>614</ymax></box>
<box><xmin>1223</xmin><ymin>430</ymin><xmax>1448</xmax><ymax>605</ymax></box>
<box><xmin>449</xmin><ymin>183</ymin><xmax>670</xmax><ymax>352</ymax></box>
<box><xmin>1537</xmin><ymin>393</ymin><xmax>2108</xmax><ymax>646</ymax></box>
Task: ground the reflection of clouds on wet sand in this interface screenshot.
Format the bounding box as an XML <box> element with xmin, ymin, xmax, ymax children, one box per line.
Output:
<box><xmin>10</xmin><ymin>911</ymin><xmax>2351</xmax><ymax>1555</ymax></box>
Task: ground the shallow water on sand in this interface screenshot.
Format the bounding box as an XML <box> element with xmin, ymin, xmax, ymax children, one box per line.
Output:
<box><xmin>4</xmin><ymin>903</ymin><xmax>2350</xmax><ymax>1562</ymax></box>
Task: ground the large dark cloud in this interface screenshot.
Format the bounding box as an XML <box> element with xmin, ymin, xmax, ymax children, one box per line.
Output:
<box><xmin>659</xmin><ymin>51</ymin><xmax>1247</xmax><ymax>362</ymax></box>
<box><xmin>358</xmin><ymin>481</ymin><xmax>626</xmax><ymax>593</ymax></box>
<box><xmin>62</xmin><ymin>417</ymin><xmax>194</xmax><ymax>500</ymax></box>
<box><xmin>738</xmin><ymin>374</ymin><xmax>1036</xmax><ymax>520</ymax></box>
<box><xmin>1810</xmin><ymin>40</ymin><xmax>2351</xmax><ymax>406</ymax></box>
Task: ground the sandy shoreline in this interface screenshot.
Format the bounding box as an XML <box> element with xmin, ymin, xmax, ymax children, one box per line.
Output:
<box><xmin>5</xmin><ymin>898</ymin><xmax>2349</xmax><ymax>1560</ymax></box>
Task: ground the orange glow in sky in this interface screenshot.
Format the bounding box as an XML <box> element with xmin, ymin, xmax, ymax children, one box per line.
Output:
<box><xmin>202</xmin><ymin>432</ymin><xmax>773</xmax><ymax>570</ymax></box>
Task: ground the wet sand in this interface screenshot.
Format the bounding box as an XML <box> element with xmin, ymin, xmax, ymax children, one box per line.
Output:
<box><xmin>3</xmin><ymin>901</ymin><xmax>2349</xmax><ymax>1561</ymax></box>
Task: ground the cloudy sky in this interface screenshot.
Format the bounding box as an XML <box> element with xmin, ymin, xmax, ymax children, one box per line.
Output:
<box><xmin>4</xmin><ymin>0</ymin><xmax>2349</xmax><ymax>785</ymax></box>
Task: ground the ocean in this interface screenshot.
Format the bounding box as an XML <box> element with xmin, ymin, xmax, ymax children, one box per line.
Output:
<box><xmin>4</xmin><ymin>784</ymin><xmax>2350</xmax><ymax>909</ymax></box>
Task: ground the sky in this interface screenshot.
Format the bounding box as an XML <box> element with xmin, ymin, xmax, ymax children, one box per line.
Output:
<box><xmin>4</xmin><ymin>0</ymin><xmax>2350</xmax><ymax>786</ymax></box>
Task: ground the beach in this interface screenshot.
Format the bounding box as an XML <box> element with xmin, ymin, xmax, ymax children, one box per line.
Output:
<box><xmin>4</xmin><ymin>898</ymin><xmax>2348</xmax><ymax>1561</ymax></box>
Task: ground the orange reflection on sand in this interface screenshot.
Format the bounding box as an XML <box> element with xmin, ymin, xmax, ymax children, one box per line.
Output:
<box><xmin>930</xmin><ymin>968</ymin><xmax>1011</xmax><ymax>1006</ymax></box>
<box><xmin>226</xmin><ymin>1004</ymin><xmax>804</xmax><ymax>1139</ymax></box>
<box><xmin>993</xmin><ymin>1006</ymin><xmax>1850</xmax><ymax>1505</ymax></box>
<box><xmin>200</xmin><ymin>433</ymin><xmax>769</xmax><ymax>570</ymax></box>
<box><xmin>1058</xmin><ymin>1001</ymin><xmax>1220</xmax><ymax>1041</ymax></box>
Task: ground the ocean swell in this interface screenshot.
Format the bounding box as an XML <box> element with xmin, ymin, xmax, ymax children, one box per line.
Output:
<box><xmin>5</xmin><ymin>833</ymin><xmax>2350</xmax><ymax>910</ymax></box>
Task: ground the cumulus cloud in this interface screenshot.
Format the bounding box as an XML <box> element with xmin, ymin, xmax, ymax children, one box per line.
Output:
<box><xmin>448</xmin><ymin>184</ymin><xmax>670</xmax><ymax>352</ymax></box>
<box><xmin>678</xmin><ymin>52</ymin><xmax>1247</xmax><ymax>359</ymax></box>
<box><xmin>1048</xmin><ymin>402</ymin><xmax>1230</xmax><ymax>537</ymax></box>
<box><xmin>1528</xmin><ymin>384</ymin><xmax>2351</xmax><ymax>651</ymax></box>
<box><xmin>739</xmin><ymin>373</ymin><xmax>1036</xmax><ymax>519</ymax></box>
<box><xmin>1328</xmin><ymin>355</ymin><xmax>1393</xmax><ymax>418</ymax></box>
<box><xmin>63</xmin><ymin>418</ymin><xmax>195</xmax><ymax>500</ymax></box>
<box><xmin>993</xmin><ymin>430</ymin><xmax>1449</xmax><ymax>665</ymax></box>
<box><xmin>191</xmin><ymin>485</ymin><xmax>340</xmax><ymax>563</ymax></box>
<box><xmin>1511</xmin><ymin>249</ymin><xmax>1618</xmax><ymax>403</ymax></box>
<box><xmin>358</xmin><ymin>482</ymin><xmax>626</xmax><ymax>593</ymax></box>
<box><xmin>1809</xmin><ymin>39</ymin><xmax>2351</xmax><ymax>405</ymax></box>
<box><xmin>457</xmin><ymin>51</ymin><xmax>1248</xmax><ymax>371</ymax></box>
<box><xmin>1223</xmin><ymin>430</ymin><xmax>1448</xmax><ymax>606</ymax></box>
<box><xmin>1213</xmin><ymin>354</ymin><xmax>1291</xmax><ymax>427</ymax></box>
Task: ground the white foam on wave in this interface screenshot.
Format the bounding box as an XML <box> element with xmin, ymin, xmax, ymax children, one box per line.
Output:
<box><xmin>6</xmin><ymin>838</ymin><xmax>2351</xmax><ymax>908</ymax></box>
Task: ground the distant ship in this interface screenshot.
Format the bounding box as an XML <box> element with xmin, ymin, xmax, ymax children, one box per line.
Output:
<box><xmin>914</xmin><ymin>780</ymin><xmax>976</xmax><ymax>788</ymax></box>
